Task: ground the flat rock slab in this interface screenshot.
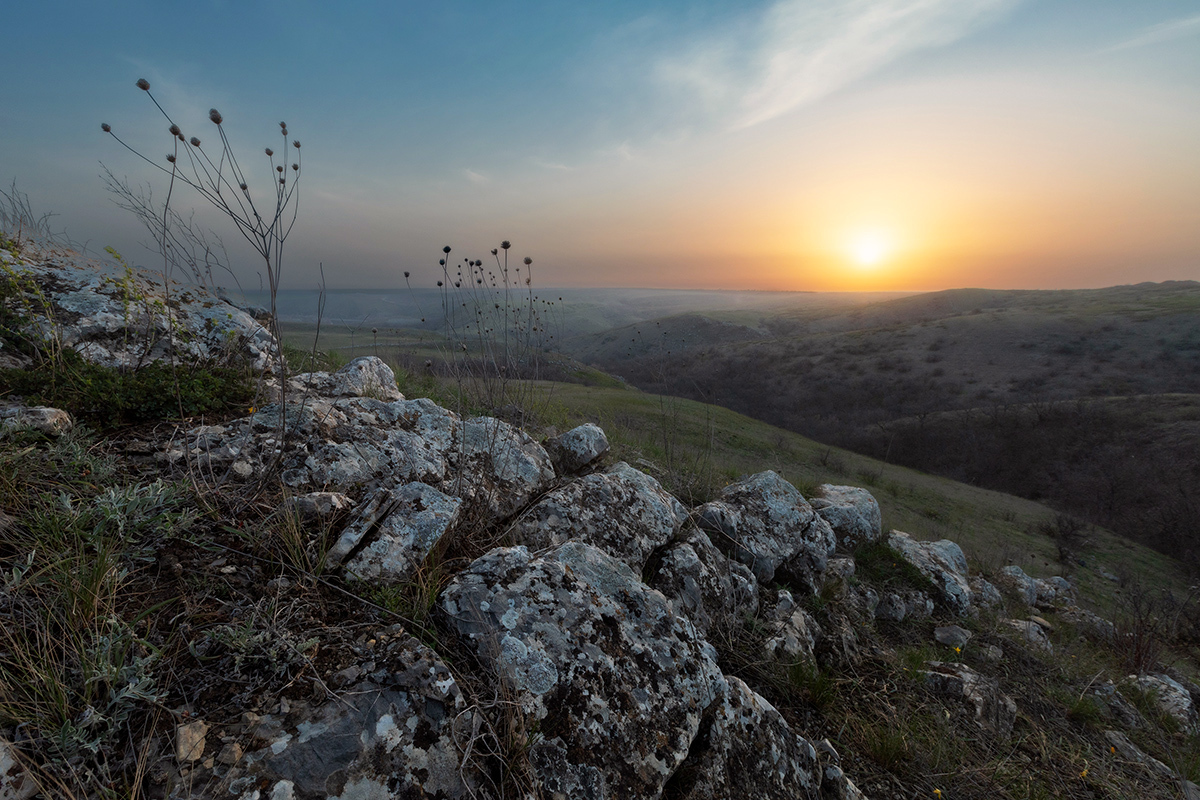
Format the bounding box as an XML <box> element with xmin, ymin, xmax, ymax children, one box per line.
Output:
<box><xmin>511</xmin><ymin>461</ymin><xmax>686</xmax><ymax>572</ymax></box>
<box><xmin>441</xmin><ymin>542</ymin><xmax>724</xmax><ymax>799</ymax></box>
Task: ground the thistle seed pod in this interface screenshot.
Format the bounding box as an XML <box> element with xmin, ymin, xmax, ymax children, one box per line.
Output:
<box><xmin>280</xmin><ymin>121</ymin><xmax>287</xmax><ymax>129</ymax></box>
<box><xmin>293</xmin><ymin>140</ymin><xmax>301</xmax><ymax>149</ymax></box>
<box><xmin>404</xmin><ymin>271</ymin><xmax>410</xmax><ymax>278</ymax></box>
<box><xmin>437</xmin><ymin>281</ymin><xmax>443</xmax><ymax>287</ymax></box>
<box><xmin>491</xmin><ymin>248</ymin><xmax>498</xmax><ymax>255</ymax></box>
<box><xmin>501</xmin><ymin>241</ymin><xmax>511</xmax><ymax>250</ymax></box>
<box><xmin>209</xmin><ymin>109</ymin><xmax>223</xmax><ymax>124</ymax></box>
<box><xmin>136</xmin><ymin>78</ymin><xmax>150</xmax><ymax>91</ymax></box>
<box><xmin>166</xmin><ymin>154</ymin><xmax>176</xmax><ymax>163</ymax></box>
<box><xmin>524</xmin><ymin>257</ymin><xmax>532</xmax><ymax>265</ymax></box>
<box><xmin>443</xmin><ymin>246</ymin><xmax>452</xmax><ymax>254</ymax></box>
<box><xmin>280</xmin><ymin>177</ymin><xmax>286</xmax><ymax>184</ymax></box>
<box><xmin>292</xmin><ymin>163</ymin><xmax>298</xmax><ymax>171</ymax></box>
<box><xmin>190</xmin><ymin>136</ymin><xmax>201</xmax><ymax>147</ymax></box>
<box><xmin>277</xmin><ymin>165</ymin><xmax>283</xmax><ymax>173</ymax></box>
<box><xmin>169</xmin><ymin>124</ymin><xmax>181</xmax><ymax>136</ymax></box>
<box><xmin>265</xmin><ymin>148</ymin><xmax>274</xmax><ymax>157</ymax></box>
<box><xmin>239</xmin><ymin>182</ymin><xmax>248</xmax><ymax>191</ymax></box>
<box><xmin>101</xmin><ymin>123</ymin><xmax>112</xmax><ymax>132</ymax></box>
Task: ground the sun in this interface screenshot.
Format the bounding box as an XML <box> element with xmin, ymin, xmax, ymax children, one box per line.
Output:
<box><xmin>850</xmin><ymin>231</ymin><xmax>892</xmax><ymax>267</ymax></box>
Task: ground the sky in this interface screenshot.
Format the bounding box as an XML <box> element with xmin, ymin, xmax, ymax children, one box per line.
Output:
<box><xmin>2</xmin><ymin>0</ymin><xmax>1199</xmax><ymax>292</ymax></box>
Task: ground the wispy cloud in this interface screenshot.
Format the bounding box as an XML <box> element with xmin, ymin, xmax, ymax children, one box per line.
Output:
<box><xmin>464</xmin><ymin>168</ymin><xmax>488</xmax><ymax>184</ymax></box>
<box><xmin>657</xmin><ymin>0</ymin><xmax>1019</xmax><ymax>129</ymax></box>
<box><xmin>1107</xmin><ymin>13</ymin><xmax>1200</xmax><ymax>52</ymax></box>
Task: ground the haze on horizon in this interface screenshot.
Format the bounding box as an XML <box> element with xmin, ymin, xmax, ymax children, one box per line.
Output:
<box><xmin>2</xmin><ymin>1</ymin><xmax>1198</xmax><ymax>293</ymax></box>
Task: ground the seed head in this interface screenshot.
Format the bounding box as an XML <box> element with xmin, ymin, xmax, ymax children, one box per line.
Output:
<box><xmin>439</xmin><ymin>259</ymin><xmax>445</xmax><ymax>265</ymax></box>
<box><xmin>265</xmin><ymin>148</ymin><xmax>274</xmax><ymax>157</ymax></box>
<box><xmin>501</xmin><ymin>240</ymin><xmax>511</xmax><ymax>250</ymax></box>
<box><xmin>443</xmin><ymin>246</ymin><xmax>451</xmax><ymax>254</ymax></box>
<box><xmin>293</xmin><ymin>140</ymin><xmax>301</xmax><ymax>149</ymax></box>
<box><xmin>166</xmin><ymin>154</ymin><xmax>176</xmax><ymax>163</ymax></box>
<box><xmin>169</xmin><ymin>124</ymin><xmax>181</xmax><ymax>136</ymax></box>
<box><xmin>190</xmin><ymin>136</ymin><xmax>201</xmax><ymax>147</ymax></box>
<box><xmin>136</xmin><ymin>78</ymin><xmax>151</xmax><ymax>91</ymax></box>
<box><xmin>437</xmin><ymin>281</ymin><xmax>443</xmax><ymax>287</ymax></box>
<box><xmin>280</xmin><ymin>121</ymin><xmax>287</xmax><ymax>129</ymax></box>
<box><xmin>292</xmin><ymin>163</ymin><xmax>298</xmax><ymax>171</ymax></box>
<box><xmin>101</xmin><ymin>122</ymin><xmax>112</xmax><ymax>132</ymax></box>
<box><xmin>209</xmin><ymin>108</ymin><xmax>223</xmax><ymax>124</ymax></box>
<box><xmin>277</xmin><ymin>165</ymin><xmax>283</xmax><ymax>173</ymax></box>
<box><xmin>279</xmin><ymin>177</ymin><xmax>286</xmax><ymax>185</ymax></box>
<box><xmin>491</xmin><ymin>248</ymin><xmax>498</xmax><ymax>255</ymax></box>
<box><xmin>239</xmin><ymin>182</ymin><xmax>248</xmax><ymax>191</ymax></box>
<box><xmin>524</xmin><ymin>257</ymin><xmax>532</xmax><ymax>266</ymax></box>
<box><xmin>403</xmin><ymin>271</ymin><xmax>410</xmax><ymax>278</ymax></box>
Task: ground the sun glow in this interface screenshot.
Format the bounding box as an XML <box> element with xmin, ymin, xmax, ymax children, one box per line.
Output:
<box><xmin>849</xmin><ymin>230</ymin><xmax>892</xmax><ymax>267</ymax></box>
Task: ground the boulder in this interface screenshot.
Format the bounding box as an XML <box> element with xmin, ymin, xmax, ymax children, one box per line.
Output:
<box><xmin>1127</xmin><ymin>674</ymin><xmax>1197</xmax><ymax>730</ymax></box>
<box><xmin>697</xmin><ymin>471</ymin><xmax>835</xmax><ymax>594</ymax></box>
<box><xmin>1006</xmin><ymin>619</ymin><xmax>1053</xmax><ymax>654</ymax></box>
<box><xmin>810</xmin><ymin>484</ymin><xmax>882</xmax><ymax>550</ymax></box>
<box><xmin>459</xmin><ymin>416</ymin><xmax>556</xmax><ymax>518</ymax></box>
<box><xmin>934</xmin><ymin>625</ymin><xmax>972</xmax><ymax>650</ymax></box>
<box><xmin>667</xmin><ymin>676</ymin><xmax>826</xmax><ymax>800</ymax></box>
<box><xmin>235</xmin><ymin>636</ymin><xmax>478</xmax><ymax>798</ymax></box>
<box><xmin>996</xmin><ymin>565</ymin><xmax>1038</xmax><ymax>606</ymax></box>
<box><xmin>289</xmin><ymin>356</ymin><xmax>402</xmax><ymax>401</ymax></box>
<box><xmin>923</xmin><ymin>661</ymin><xmax>1017</xmax><ymax>737</ymax></box>
<box><xmin>0</xmin><ymin>404</ymin><xmax>72</xmax><ymax>436</ymax></box>
<box><xmin>544</xmin><ymin>422</ymin><xmax>609</xmax><ymax>474</ymax></box>
<box><xmin>969</xmin><ymin>576</ymin><xmax>1002</xmax><ymax>609</ymax></box>
<box><xmin>886</xmin><ymin>531</ymin><xmax>973</xmax><ymax>615</ymax></box>
<box><xmin>440</xmin><ymin>543</ymin><xmax>725</xmax><ymax>799</ymax></box>
<box><xmin>0</xmin><ymin>248</ymin><xmax>276</xmax><ymax>370</ymax></box>
<box><xmin>647</xmin><ymin>528</ymin><xmax>759</xmax><ymax>639</ymax></box>
<box><xmin>511</xmin><ymin>461</ymin><xmax>686</xmax><ymax>572</ymax></box>
<box><xmin>761</xmin><ymin>590</ymin><xmax>821</xmax><ymax>662</ymax></box>
<box><xmin>337</xmin><ymin>482</ymin><xmax>462</xmax><ymax>584</ymax></box>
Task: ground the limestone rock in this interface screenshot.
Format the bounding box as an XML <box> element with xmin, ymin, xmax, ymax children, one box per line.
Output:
<box><xmin>337</xmin><ymin>482</ymin><xmax>462</xmax><ymax>584</ymax></box>
<box><xmin>1127</xmin><ymin>674</ymin><xmax>1197</xmax><ymax>730</ymax></box>
<box><xmin>647</xmin><ymin>528</ymin><xmax>759</xmax><ymax>639</ymax></box>
<box><xmin>934</xmin><ymin>625</ymin><xmax>972</xmax><ymax>650</ymax></box>
<box><xmin>283</xmin><ymin>491</ymin><xmax>354</xmax><ymax>518</ymax></box>
<box><xmin>440</xmin><ymin>543</ymin><xmax>725</xmax><ymax>799</ymax></box>
<box><xmin>697</xmin><ymin>471</ymin><xmax>835</xmax><ymax>594</ymax></box>
<box><xmin>545</xmin><ymin>422</ymin><xmax>609</xmax><ymax>474</ymax></box>
<box><xmin>887</xmin><ymin>531</ymin><xmax>973</xmax><ymax>615</ymax></box>
<box><xmin>923</xmin><ymin>661</ymin><xmax>1017</xmax><ymax>737</ymax></box>
<box><xmin>811</xmin><ymin>484</ymin><xmax>882</xmax><ymax>550</ymax></box>
<box><xmin>1</xmin><ymin>248</ymin><xmax>276</xmax><ymax>370</ymax></box>
<box><xmin>0</xmin><ymin>737</ymin><xmax>37</xmax><ymax>800</ymax></box>
<box><xmin>997</xmin><ymin>565</ymin><xmax>1038</xmax><ymax>606</ymax></box>
<box><xmin>176</xmin><ymin>719</ymin><xmax>208</xmax><ymax>763</ymax></box>
<box><xmin>668</xmin><ymin>675</ymin><xmax>823</xmax><ymax>800</ymax></box>
<box><xmin>969</xmin><ymin>576</ymin><xmax>1002</xmax><ymax>608</ymax></box>
<box><xmin>0</xmin><ymin>405</ymin><xmax>73</xmax><ymax>436</ymax></box>
<box><xmin>289</xmin><ymin>356</ymin><xmax>401</xmax><ymax>401</ymax></box>
<box><xmin>459</xmin><ymin>415</ymin><xmax>556</xmax><ymax>518</ymax></box>
<box><xmin>241</xmin><ymin>636</ymin><xmax>478</xmax><ymax>798</ymax></box>
<box><xmin>512</xmin><ymin>461</ymin><xmax>686</xmax><ymax>571</ymax></box>
<box><xmin>1006</xmin><ymin>619</ymin><xmax>1053</xmax><ymax>654</ymax></box>
<box><xmin>762</xmin><ymin>590</ymin><xmax>821</xmax><ymax>662</ymax></box>
<box><xmin>1103</xmin><ymin>730</ymin><xmax>1176</xmax><ymax>780</ymax></box>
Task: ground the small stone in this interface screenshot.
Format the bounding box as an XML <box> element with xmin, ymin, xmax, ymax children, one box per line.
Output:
<box><xmin>331</xmin><ymin>665</ymin><xmax>361</xmax><ymax>687</ymax></box>
<box><xmin>231</xmin><ymin>460</ymin><xmax>254</xmax><ymax>479</ymax></box>
<box><xmin>980</xmin><ymin>644</ymin><xmax>1003</xmax><ymax>662</ymax></box>
<box><xmin>216</xmin><ymin>742</ymin><xmax>243</xmax><ymax>765</ymax></box>
<box><xmin>934</xmin><ymin>625</ymin><xmax>973</xmax><ymax>650</ymax></box>
<box><xmin>176</xmin><ymin>720</ymin><xmax>208</xmax><ymax>762</ymax></box>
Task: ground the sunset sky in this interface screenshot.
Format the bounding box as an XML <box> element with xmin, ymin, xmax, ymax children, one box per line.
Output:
<box><xmin>3</xmin><ymin>1</ymin><xmax>1199</xmax><ymax>291</ymax></box>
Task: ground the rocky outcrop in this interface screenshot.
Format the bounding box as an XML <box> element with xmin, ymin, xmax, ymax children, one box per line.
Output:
<box><xmin>544</xmin><ymin>422</ymin><xmax>609</xmax><ymax>474</ymax></box>
<box><xmin>510</xmin><ymin>461</ymin><xmax>686</xmax><ymax>572</ymax></box>
<box><xmin>648</xmin><ymin>528</ymin><xmax>759</xmax><ymax>640</ymax></box>
<box><xmin>923</xmin><ymin>661</ymin><xmax>1017</xmax><ymax>737</ymax></box>
<box><xmin>0</xmin><ymin>404</ymin><xmax>72</xmax><ymax>436</ymax></box>
<box><xmin>697</xmin><ymin>471</ymin><xmax>835</xmax><ymax>594</ymax></box>
<box><xmin>440</xmin><ymin>543</ymin><xmax>724</xmax><ymax>798</ymax></box>
<box><xmin>0</xmin><ymin>248</ymin><xmax>276</xmax><ymax>370</ymax></box>
<box><xmin>886</xmin><ymin>531</ymin><xmax>972</xmax><ymax>615</ymax></box>
<box><xmin>810</xmin><ymin>484</ymin><xmax>882</xmax><ymax>551</ymax></box>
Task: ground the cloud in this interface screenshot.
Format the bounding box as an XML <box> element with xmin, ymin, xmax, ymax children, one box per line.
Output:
<box><xmin>1107</xmin><ymin>13</ymin><xmax>1200</xmax><ymax>52</ymax></box>
<box><xmin>657</xmin><ymin>0</ymin><xmax>1019</xmax><ymax>129</ymax></box>
<box><xmin>464</xmin><ymin>169</ymin><xmax>488</xmax><ymax>184</ymax></box>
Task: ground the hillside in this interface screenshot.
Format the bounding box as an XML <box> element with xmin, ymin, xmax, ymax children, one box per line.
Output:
<box><xmin>2</xmin><ymin>237</ymin><xmax>1199</xmax><ymax>800</ymax></box>
<box><xmin>566</xmin><ymin>282</ymin><xmax>1200</xmax><ymax>569</ymax></box>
